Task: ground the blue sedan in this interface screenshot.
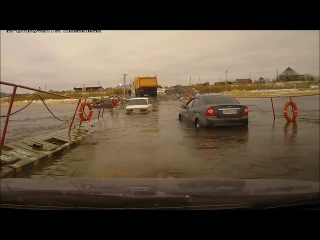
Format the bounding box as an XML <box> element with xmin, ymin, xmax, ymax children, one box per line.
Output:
<box><xmin>178</xmin><ymin>94</ymin><xmax>248</xmax><ymax>128</ymax></box>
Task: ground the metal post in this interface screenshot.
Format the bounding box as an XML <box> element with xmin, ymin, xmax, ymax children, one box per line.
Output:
<box><xmin>271</xmin><ymin>97</ymin><xmax>275</xmax><ymax>125</ymax></box>
<box><xmin>289</xmin><ymin>96</ymin><xmax>294</xmax><ymax>113</ymax></box>
<box><xmin>68</xmin><ymin>97</ymin><xmax>82</xmax><ymax>134</ymax></box>
<box><xmin>122</xmin><ymin>74</ymin><xmax>127</xmax><ymax>97</ymax></box>
<box><xmin>289</xmin><ymin>96</ymin><xmax>296</xmax><ymax>122</ymax></box>
<box><xmin>98</xmin><ymin>100</ymin><xmax>102</xmax><ymax>120</ymax></box>
<box><xmin>0</xmin><ymin>86</ymin><xmax>17</xmax><ymax>151</ymax></box>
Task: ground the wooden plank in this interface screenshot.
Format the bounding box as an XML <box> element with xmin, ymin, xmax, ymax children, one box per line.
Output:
<box><xmin>20</xmin><ymin>139</ymin><xmax>58</xmax><ymax>151</ymax></box>
<box><xmin>0</xmin><ymin>118</ymin><xmax>100</xmax><ymax>178</ymax></box>
<box><xmin>49</xmin><ymin>133</ymin><xmax>72</xmax><ymax>142</ymax></box>
<box><xmin>8</xmin><ymin>142</ymin><xmax>46</xmax><ymax>158</ymax></box>
<box><xmin>0</xmin><ymin>152</ymin><xmax>21</xmax><ymax>165</ymax></box>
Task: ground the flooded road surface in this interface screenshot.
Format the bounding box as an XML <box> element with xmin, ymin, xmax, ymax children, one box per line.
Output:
<box><xmin>1</xmin><ymin>94</ymin><xmax>319</xmax><ymax>181</ymax></box>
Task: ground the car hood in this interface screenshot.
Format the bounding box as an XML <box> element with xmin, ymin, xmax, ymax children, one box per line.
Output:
<box><xmin>1</xmin><ymin>178</ymin><xmax>319</xmax><ymax>209</ymax></box>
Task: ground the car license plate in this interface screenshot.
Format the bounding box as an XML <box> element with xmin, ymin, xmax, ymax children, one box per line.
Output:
<box><xmin>223</xmin><ymin>109</ymin><xmax>237</xmax><ymax>114</ymax></box>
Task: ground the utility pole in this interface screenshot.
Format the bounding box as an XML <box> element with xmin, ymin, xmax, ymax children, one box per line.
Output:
<box><xmin>199</xmin><ymin>75</ymin><xmax>201</xmax><ymax>84</ymax></box>
<box><xmin>122</xmin><ymin>74</ymin><xmax>127</xmax><ymax>97</ymax></box>
<box><xmin>225</xmin><ymin>70</ymin><xmax>228</xmax><ymax>82</ymax></box>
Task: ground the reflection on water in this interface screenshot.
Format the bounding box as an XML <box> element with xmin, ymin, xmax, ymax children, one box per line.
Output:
<box><xmin>192</xmin><ymin>126</ymin><xmax>249</xmax><ymax>150</ymax></box>
<box><xmin>283</xmin><ymin>122</ymin><xmax>298</xmax><ymax>142</ymax></box>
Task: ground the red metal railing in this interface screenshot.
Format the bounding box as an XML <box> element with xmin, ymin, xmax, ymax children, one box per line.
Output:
<box><xmin>0</xmin><ymin>81</ymin><xmax>107</xmax><ymax>151</ymax></box>
<box><xmin>236</xmin><ymin>94</ymin><xmax>319</xmax><ymax>124</ymax></box>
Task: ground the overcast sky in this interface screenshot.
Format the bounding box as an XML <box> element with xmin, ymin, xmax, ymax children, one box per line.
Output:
<box><xmin>1</xmin><ymin>30</ymin><xmax>319</xmax><ymax>93</ymax></box>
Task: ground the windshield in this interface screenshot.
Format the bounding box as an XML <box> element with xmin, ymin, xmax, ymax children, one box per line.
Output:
<box><xmin>0</xmin><ymin>30</ymin><xmax>319</xmax><ymax>210</ymax></box>
<box><xmin>202</xmin><ymin>95</ymin><xmax>240</xmax><ymax>105</ymax></box>
<box><xmin>129</xmin><ymin>99</ymin><xmax>148</xmax><ymax>105</ymax></box>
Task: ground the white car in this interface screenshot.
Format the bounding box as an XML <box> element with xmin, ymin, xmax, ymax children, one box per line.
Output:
<box><xmin>125</xmin><ymin>97</ymin><xmax>153</xmax><ymax>114</ymax></box>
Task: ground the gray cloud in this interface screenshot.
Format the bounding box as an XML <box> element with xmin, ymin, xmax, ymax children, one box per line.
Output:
<box><xmin>1</xmin><ymin>30</ymin><xmax>319</xmax><ymax>93</ymax></box>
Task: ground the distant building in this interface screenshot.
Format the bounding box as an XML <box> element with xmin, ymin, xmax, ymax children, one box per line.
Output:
<box><xmin>279</xmin><ymin>67</ymin><xmax>304</xmax><ymax>81</ymax></box>
<box><xmin>214</xmin><ymin>80</ymin><xmax>234</xmax><ymax>86</ymax></box>
<box><xmin>255</xmin><ymin>77</ymin><xmax>266</xmax><ymax>84</ymax></box>
<box><xmin>235</xmin><ymin>79</ymin><xmax>252</xmax><ymax>85</ymax></box>
<box><xmin>196</xmin><ymin>81</ymin><xmax>210</xmax><ymax>86</ymax></box>
<box><xmin>74</xmin><ymin>86</ymin><xmax>103</xmax><ymax>92</ymax></box>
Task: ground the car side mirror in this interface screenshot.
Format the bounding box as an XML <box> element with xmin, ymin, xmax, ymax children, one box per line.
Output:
<box><xmin>181</xmin><ymin>104</ymin><xmax>186</xmax><ymax>109</ymax></box>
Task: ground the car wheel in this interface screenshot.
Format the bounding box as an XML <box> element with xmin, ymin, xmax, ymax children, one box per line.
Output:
<box><xmin>195</xmin><ymin>118</ymin><xmax>201</xmax><ymax>129</ymax></box>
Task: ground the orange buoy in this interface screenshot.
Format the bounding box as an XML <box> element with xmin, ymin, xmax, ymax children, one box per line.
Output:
<box><xmin>78</xmin><ymin>101</ymin><xmax>93</xmax><ymax>121</ymax></box>
<box><xmin>283</xmin><ymin>101</ymin><xmax>298</xmax><ymax>122</ymax></box>
<box><xmin>110</xmin><ymin>98</ymin><xmax>118</xmax><ymax>108</ymax></box>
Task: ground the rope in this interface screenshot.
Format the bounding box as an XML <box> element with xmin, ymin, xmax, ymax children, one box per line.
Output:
<box><xmin>1</xmin><ymin>95</ymin><xmax>37</xmax><ymax>117</ymax></box>
<box><xmin>1</xmin><ymin>95</ymin><xmax>70</xmax><ymax>123</ymax></box>
<box><xmin>38</xmin><ymin>95</ymin><xmax>70</xmax><ymax>122</ymax></box>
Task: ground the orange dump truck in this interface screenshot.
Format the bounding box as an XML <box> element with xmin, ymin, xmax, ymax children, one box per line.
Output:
<box><xmin>134</xmin><ymin>76</ymin><xmax>158</xmax><ymax>97</ymax></box>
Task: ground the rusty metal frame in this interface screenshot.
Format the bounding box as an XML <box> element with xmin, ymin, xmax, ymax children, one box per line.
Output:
<box><xmin>0</xmin><ymin>81</ymin><xmax>86</xmax><ymax>151</ymax></box>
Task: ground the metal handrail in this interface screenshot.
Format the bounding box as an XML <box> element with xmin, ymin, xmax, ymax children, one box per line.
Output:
<box><xmin>0</xmin><ymin>81</ymin><xmax>105</xmax><ymax>151</ymax></box>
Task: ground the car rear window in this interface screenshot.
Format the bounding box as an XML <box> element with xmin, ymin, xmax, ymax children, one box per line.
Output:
<box><xmin>203</xmin><ymin>95</ymin><xmax>240</xmax><ymax>105</ymax></box>
<box><xmin>129</xmin><ymin>99</ymin><xmax>148</xmax><ymax>105</ymax></box>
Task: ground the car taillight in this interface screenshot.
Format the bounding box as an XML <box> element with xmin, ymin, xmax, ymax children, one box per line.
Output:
<box><xmin>243</xmin><ymin>106</ymin><xmax>248</xmax><ymax>115</ymax></box>
<box><xmin>205</xmin><ymin>106</ymin><xmax>215</xmax><ymax>116</ymax></box>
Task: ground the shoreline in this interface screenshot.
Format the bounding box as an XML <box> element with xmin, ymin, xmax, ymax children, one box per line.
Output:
<box><xmin>222</xmin><ymin>88</ymin><xmax>319</xmax><ymax>98</ymax></box>
<box><xmin>0</xmin><ymin>98</ymin><xmax>80</xmax><ymax>107</ymax></box>
<box><xmin>1</xmin><ymin>88</ymin><xmax>319</xmax><ymax>107</ymax></box>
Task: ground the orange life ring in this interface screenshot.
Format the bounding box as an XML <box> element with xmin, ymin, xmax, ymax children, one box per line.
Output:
<box><xmin>110</xmin><ymin>98</ymin><xmax>118</xmax><ymax>108</ymax></box>
<box><xmin>78</xmin><ymin>101</ymin><xmax>93</xmax><ymax>121</ymax></box>
<box><xmin>283</xmin><ymin>101</ymin><xmax>298</xmax><ymax>122</ymax></box>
